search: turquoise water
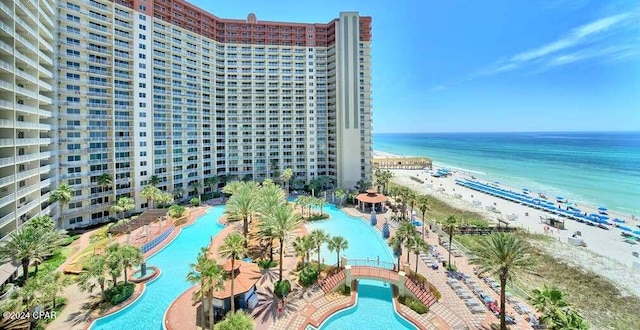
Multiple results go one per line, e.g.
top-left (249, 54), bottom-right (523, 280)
top-left (320, 279), bottom-right (416, 330)
top-left (374, 132), bottom-right (640, 216)
top-left (90, 206), bottom-right (225, 330)
top-left (304, 204), bottom-right (395, 266)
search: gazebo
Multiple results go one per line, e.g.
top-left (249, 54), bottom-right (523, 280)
top-left (356, 189), bottom-right (388, 213)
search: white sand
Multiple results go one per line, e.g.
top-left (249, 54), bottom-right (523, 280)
top-left (374, 151), bottom-right (640, 297)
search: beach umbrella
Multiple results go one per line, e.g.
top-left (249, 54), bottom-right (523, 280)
top-left (619, 226), bottom-right (632, 232)
top-left (598, 206), bottom-right (608, 211)
top-left (633, 230), bottom-right (640, 236)
top-left (613, 218), bottom-right (625, 223)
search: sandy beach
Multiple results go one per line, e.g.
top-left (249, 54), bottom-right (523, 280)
top-left (374, 150), bottom-right (640, 298)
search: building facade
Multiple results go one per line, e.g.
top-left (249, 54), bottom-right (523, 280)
top-left (2, 0), bottom-right (372, 233)
top-left (0, 0), bottom-right (57, 238)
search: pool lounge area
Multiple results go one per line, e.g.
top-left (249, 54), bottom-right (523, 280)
top-left (90, 206), bottom-right (225, 330)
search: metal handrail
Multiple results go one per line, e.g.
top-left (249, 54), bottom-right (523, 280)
top-left (347, 258), bottom-right (395, 270)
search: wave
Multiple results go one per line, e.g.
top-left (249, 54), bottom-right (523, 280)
top-left (432, 161), bottom-right (487, 175)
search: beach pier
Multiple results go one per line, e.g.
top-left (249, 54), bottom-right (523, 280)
top-left (373, 157), bottom-right (433, 170)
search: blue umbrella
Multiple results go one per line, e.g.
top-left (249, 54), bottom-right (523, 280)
top-left (613, 218), bottom-right (625, 223)
top-left (619, 226), bottom-right (632, 232)
top-left (633, 230), bottom-right (640, 236)
top-left (598, 206), bottom-right (608, 211)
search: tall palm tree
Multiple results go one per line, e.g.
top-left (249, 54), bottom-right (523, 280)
top-left (406, 189), bottom-right (417, 220)
top-left (388, 235), bottom-right (403, 271)
top-left (416, 195), bottom-right (430, 239)
top-left (156, 191), bottom-right (174, 208)
top-left (112, 196), bottom-right (136, 220)
top-left (529, 286), bottom-right (587, 329)
top-left (327, 236), bottom-right (348, 268)
top-left (374, 169), bottom-right (393, 195)
top-left (408, 235), bottom-right (428, 275)
top-left (105, 243), bottom-right (124, 285)
top-left (149, 175), bottom-right (160, 187)
top-left (334, 188), bottom-right (346, 206)
top-left (49, 183), bottom-right (74, 227)
top-left (41, 271), bottom-right (71, 309)
top-left (292, 236), bottom-right (313, 266)
top-left (0, 226), bottom-right (65, 283)
top-left (225, 183), bottom-right (260, 247)
top-left (190, 181), bottom-right (202, 201)
top-left (97, 173), bottom-right (113, 193)
top-left (187, 248), bottom-right (225, 330)
top-left (280, 168), bottom-right (293, 194)
top-left (205, 176), bottom-right (219, 194)
top-left (469, 233), bottom-right (534, 330)
top-left (443, 215), bottom-right (459, 269)
top-left (260, 204), bottom-right (302, 281)
top-left (120, 244), bottom-right (144, 283)
top-left (309, 229), bottom-right (329, 268)
top-left (218, 232), bottom-right (247, 313)
top-left (78, 254), bottom-right (109, 300)
top-left (397, 220), bottom-right (417, 264)
top-left (27, 215), bottom-right (55, 232)
top-left (141, 185), bottom-right (160, 209)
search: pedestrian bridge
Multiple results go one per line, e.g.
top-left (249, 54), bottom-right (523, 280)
top-left (319, 259), bottom-right (438, 307)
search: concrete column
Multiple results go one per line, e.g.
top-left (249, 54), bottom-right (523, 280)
top-left (345, 265), bottom-right (352, 289)
top-left (403, 263), bottom-right (411, 275)
top-left (398, 271), bottom-right (406, 297)
top-left (341, 256), bottom-right (348, 268)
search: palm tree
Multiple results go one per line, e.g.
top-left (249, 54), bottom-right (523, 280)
top-left (97, 173), bottom-right (113, 193)
top-left (141, 185), bottom-right (160, 209)
top-left (260, 204), bottom-right (302, 281)
top-left (374, 169), bottom-right (393, 194)
top-left (78, 254), bottom-right (109, 300)
top-left (49, 183), bottom-right (73, 227)
top-left (388, 235), bottom-right (403, 271)
top-left (0, 226), bottom-right (65, 283)
top-left (469, 233), bottom-right (534, 330)
top-left (416, 195), bottom-right (430, 239)
top-left (120, 244), bottom-right (144, 283)
top-left (293, 236), bottom-right (313, 266)
top-left (334, 188), bottom-right (346, 206)
top-left (408, 235), bottom-right (427, 275)
top-left (529, 286), bottom-right (587, 329)
top-left (397, 220), bottom-right (417, 264)
top-left (280, 168), bottom-right (293, 194)
top-left (190, 181), bottom-right (202, 201)
top-left (225, 183), bottom-right (260, 247)
top-left (316, 196), bottom-right (326, 216)
top-left (156, 192), bottom-right (174, 208)
top-left (327, 236), bottom-right (348, 268)
top-left (40, 271), bottom-right (71, 309)
top-left (309, 229), bottom-right (329, 268)
top-left (406, 190), bottom-right (417, 221)
top-left (218, 232), bottom-right (247, 313)
top-left (443, 215), bottom-right (458, 269)
top-left (149, 175), bottom-right (160, 187)
top-left (112, 196), bottom-right (136, 220)
top-left (27, 215), bottom-right (55, 232)
top-left (187, 248), bottom-right (225, 330)
top-left (205, 176), bottom-right (219, 194)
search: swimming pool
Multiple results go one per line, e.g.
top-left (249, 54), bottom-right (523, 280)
top-left (319, 279), bottom-right (416, 330)
top-left (90, 206), bottom-right (225, 330)
top-left (304, 204), bottom-right (395, 266)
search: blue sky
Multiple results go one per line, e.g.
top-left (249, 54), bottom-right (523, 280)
top-left (193, 0), bottom-right (640, 133)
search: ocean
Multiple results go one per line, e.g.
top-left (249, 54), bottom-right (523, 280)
top-left (373, 132), bottom-right (640, 216)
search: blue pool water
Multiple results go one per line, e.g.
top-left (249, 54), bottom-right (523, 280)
top-left (304, 204), bottom-right (395, 266)
top-left (90, 206), bottom-right (225, 330)
top-left (319, 279), bottom-right (416, 330)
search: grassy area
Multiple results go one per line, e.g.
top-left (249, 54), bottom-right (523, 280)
top-left (455, 233), bottom-right (640, 329)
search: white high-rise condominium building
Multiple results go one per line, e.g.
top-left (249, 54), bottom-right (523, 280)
top-left (0, 0), bottom-right (57, 239)
top-left (1, 0), bottom-right (372, 232)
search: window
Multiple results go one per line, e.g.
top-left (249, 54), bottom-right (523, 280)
top-left (139, 24), bottom-right (146, 30)
top-left (139, 54), bottom-right (146, 59)
top-left (139, 44), bottom-right (146, 49)
top-left (139, 63), bottom-right (146, 69)
top-left (139, 73), bottom-right (146, 78)
top-left (139, 112), bottom-right (147, 117)
top-left (139, 33), bottom-right (146, 39)
top-left (139, 83), bottom-right (146, 88)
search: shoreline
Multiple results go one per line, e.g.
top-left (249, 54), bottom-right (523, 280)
top-left (373, 150), bottom-right (639, 219)
top-left (374, 151), bottom-right (640, 298)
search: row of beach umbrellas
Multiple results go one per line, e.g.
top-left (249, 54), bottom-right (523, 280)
top-left (455, 179), bottom-right (636, 238)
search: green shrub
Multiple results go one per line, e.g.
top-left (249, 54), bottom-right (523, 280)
top-left (211, 192), bottom-right (222, 198)
top-left (299, 264), bottom-right (319, 287)
top-left (257, 259), bottom-right (277, 269)
top-left (429, 283), bottom-right (442, 300)
top-left (306, 213), bottom-right (330, 221)
top-left (59, 236), bottom-right (75, 246)
top-left (105, 282), bottom-right (135, 305)
top-left (337, 283), bottom-right (351, 296)
top-left (190, 197), bottom-right (200, 206)
top-left (399, 296), bottom-right (428, 314)
top-left (274, 280), bottom-right (291, 299)
top-left (168, 204), bottom-right (186, 218)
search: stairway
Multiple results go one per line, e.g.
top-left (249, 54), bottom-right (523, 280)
top-left (405, 279), bottom-right (438, 307)
top-left (319, 270), bottom-right (346, 293)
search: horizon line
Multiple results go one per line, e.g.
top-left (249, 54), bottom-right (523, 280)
top-left (373, 130), bottom-right (640, 134)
